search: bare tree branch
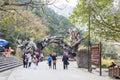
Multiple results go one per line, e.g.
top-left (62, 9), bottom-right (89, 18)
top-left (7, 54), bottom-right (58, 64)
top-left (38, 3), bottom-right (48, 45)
top-left (53, 4), bottom-right (67, 10)
top-left (65, 0), bottom-right (69, 3)
top-left (45, 0), bottom-right (57, 5)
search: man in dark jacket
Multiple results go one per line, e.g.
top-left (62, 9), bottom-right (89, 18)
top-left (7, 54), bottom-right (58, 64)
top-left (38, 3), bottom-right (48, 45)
top-left (62, 52), bottom-right (69, 69)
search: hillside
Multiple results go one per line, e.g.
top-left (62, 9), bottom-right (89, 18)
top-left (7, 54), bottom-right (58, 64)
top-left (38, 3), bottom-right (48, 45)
top-left (48, 3), bottom-right (75, 17)
top-left (25, 6), bottom-right (74, 36)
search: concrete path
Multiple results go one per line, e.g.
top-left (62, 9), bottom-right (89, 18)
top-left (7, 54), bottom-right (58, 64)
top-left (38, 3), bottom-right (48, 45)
top-left (0, 68), bottom-right (15, 80)
top-left (8, 60), bottom-right (114, 80)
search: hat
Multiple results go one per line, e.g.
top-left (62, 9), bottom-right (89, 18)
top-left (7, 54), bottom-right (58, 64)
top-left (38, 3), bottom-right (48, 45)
top-left (63, 51), bottom-right (67, 55)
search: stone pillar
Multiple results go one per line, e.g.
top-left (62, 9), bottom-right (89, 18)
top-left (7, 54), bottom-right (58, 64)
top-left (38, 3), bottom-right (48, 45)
top-left (76, 48), bottom-right (88, 68)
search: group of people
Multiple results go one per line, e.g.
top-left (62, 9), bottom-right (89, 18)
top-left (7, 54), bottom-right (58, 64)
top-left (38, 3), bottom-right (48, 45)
top-left (22, 50), bottom-right (69, 70)
top-left (0, 46), bottom-right (15, 57)
top-left (47, 52), bottom-right (57, 69)
top-left (23, 51), bottom-right (40, 68)
top-left (47, 51), bottom-right (69, 70)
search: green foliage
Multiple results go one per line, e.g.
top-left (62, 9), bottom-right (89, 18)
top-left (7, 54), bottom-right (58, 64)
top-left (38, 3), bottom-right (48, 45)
top-left (102, 42), bottom-right (117, 59)
top-left (43, 43), bottom-right (62, 56)
top-left (27, 6), bottom-right (74, 36)
top-left (0, 10), bottom-right (49, 48)
top-left (101, 64), bottom-right (107, 68)
top-left (0, 12), bottom-right (16, 47)
top-left (0, 0), bottom-right (75, 54)
top-left (70, 0), bottom-right (120, 41)
top-left (24, 5), bottom-right (75, 53)
top-left (102, 57), bottom-right (114, 67)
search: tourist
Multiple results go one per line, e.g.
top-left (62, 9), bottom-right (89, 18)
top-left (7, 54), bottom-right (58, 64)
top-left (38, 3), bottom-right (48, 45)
top-left (5, 48), bottom-right (10, 57)
top-left (32, 55), bottom-right (37, 69)
top-left (52, 52), bottom-right (57, 69)
top-left (47, 54), bottom-right (52, 68)
top-left (27, 53), bottom-right (32, 67)
top-left (23, 53), bottom-right (28, 68)
top-left (62, 51), bottom-right (69, 69)
top-left (35, 51), bottom-right (40, 66)
top-left (40, 52), bottom-right (44, 61)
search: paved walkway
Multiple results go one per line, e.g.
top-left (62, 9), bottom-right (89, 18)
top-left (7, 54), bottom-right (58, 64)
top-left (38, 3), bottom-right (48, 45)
top-left (8, 60), bottom-right (114, 80)
top-left (0, 69), bottom-right (13, 80)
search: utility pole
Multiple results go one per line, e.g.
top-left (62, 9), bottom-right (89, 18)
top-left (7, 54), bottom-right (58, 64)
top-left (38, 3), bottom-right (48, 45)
top-left (88, 0), bottom-right (92, 72)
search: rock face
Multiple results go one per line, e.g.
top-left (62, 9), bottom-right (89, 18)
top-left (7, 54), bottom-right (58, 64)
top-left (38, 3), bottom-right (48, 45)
top-left (76, 48), bottom-right (88, 68)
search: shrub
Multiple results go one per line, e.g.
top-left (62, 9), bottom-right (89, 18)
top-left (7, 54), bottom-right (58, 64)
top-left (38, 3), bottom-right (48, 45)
top-left (102, 57), bottom-right (114, 68)
top-left (101, 64), bottom-right (107, 68)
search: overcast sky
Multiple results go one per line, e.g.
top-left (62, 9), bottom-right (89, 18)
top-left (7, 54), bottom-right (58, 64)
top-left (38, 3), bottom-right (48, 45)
top-left (52, 0), bottom-right (78, 7)
top-left (48, 0), bottom-right (78, 17)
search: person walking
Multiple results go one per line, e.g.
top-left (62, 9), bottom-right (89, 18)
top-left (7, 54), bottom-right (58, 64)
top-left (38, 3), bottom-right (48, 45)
top-left (62, 51), bottom-right (69, 69)
top-left (32, 55), bottom-right (37, 69)
top-left (27, 53), bottom-right (32, 67)
top-left (22, 53), bottom-right (26, 68)
top-left (52, 52), bottom-right (57, 69)
top-left (47, 54), bottom-right (52, 68)
top-left (40, 52), bottom-right (44, 61)
top-left (35, 51), bottom-right (40, 66)
top-left (23, 53), bottom-right (28, 68)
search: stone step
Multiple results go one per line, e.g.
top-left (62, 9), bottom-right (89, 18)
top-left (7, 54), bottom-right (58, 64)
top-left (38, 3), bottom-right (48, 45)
top-left (0, 56), bottom-right (22, 72)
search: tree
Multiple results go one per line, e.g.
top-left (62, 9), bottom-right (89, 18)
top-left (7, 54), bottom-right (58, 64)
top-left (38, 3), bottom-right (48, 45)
top-left (0, 9), bottom-right (49, 47)
top-left (70, 0), bottom-right (120, 41)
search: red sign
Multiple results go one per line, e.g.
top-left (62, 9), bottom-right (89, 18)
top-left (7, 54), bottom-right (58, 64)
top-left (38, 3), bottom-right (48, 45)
top-left (91, 44), bottom-right (100, 66)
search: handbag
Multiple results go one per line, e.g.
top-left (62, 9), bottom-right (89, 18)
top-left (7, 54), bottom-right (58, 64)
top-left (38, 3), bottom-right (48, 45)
top-left (67, 62), bottom-right (69, 65)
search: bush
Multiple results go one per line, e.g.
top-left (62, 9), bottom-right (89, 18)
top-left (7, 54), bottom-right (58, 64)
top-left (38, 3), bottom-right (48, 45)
top-left (102, 57), bottom-right (114, 68)
top-left (101, 64), bottom-right (107, 68)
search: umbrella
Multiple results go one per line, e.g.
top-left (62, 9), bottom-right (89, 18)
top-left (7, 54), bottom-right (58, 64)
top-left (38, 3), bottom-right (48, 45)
top-left (0, 39), bottom-right (8, 46)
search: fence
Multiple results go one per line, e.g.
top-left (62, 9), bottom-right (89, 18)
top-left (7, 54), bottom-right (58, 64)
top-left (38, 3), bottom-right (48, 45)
top-left (108, 62), bottom-right (120, 79)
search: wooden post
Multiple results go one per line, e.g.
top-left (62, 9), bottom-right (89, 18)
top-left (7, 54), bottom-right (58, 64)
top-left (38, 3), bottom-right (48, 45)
top-left (99, 42), bottom-right (102, 76)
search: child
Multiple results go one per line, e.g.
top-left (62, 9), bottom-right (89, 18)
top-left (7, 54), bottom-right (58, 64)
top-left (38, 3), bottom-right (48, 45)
top-left (47, 54), bottom-right (52, 68)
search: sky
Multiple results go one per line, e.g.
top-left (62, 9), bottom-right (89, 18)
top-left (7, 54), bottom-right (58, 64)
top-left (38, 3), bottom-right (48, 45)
top-left (48, 0), bottom-right (78, 17)
top-left (50, 0), bottom-right (78, 7)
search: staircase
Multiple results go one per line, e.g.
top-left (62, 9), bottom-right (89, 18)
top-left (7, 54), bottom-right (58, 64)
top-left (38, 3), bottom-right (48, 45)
top-left (0, 56), bottom-right (22, 72)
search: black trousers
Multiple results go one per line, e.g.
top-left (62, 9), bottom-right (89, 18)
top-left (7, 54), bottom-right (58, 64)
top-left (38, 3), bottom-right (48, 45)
top-left (23, 60), bottom-right (28, 68)
top-left (28, 62), bottom-right (31, 67)
top-left (48, 61), bottom-right (52, 68)
top-left (53, 63), bottom-right (56, 69)
top-left (63, 62), bottom-right (68, 69)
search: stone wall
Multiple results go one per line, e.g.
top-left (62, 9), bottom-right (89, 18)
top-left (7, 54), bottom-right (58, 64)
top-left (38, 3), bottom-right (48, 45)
top-left (76, 48), bottom-right (88, 68)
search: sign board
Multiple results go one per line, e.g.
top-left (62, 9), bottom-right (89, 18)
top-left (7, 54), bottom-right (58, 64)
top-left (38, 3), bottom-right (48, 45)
top-left (91, 44), bottom-right (100, 66)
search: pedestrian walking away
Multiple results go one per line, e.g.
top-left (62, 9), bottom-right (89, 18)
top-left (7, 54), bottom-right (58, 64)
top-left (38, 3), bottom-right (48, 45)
top-left (52, 52), bottom-right (57, 69)
top-left (62, 51), bottom-right (69, 69)
top-left (27, 53), bottom-right (32, 67)
top-left (35, 51), bottom-right (40, 66)
top-left (23, 53), bottom-right (28, 68)
top-left (47, 54), bottom-right (52, 68)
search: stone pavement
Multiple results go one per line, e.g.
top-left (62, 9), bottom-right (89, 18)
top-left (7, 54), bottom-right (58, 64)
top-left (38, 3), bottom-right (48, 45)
top-left (7, 60), bottom-right (114, 80)
top-left (0, 68), bottom-right (14, 80)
